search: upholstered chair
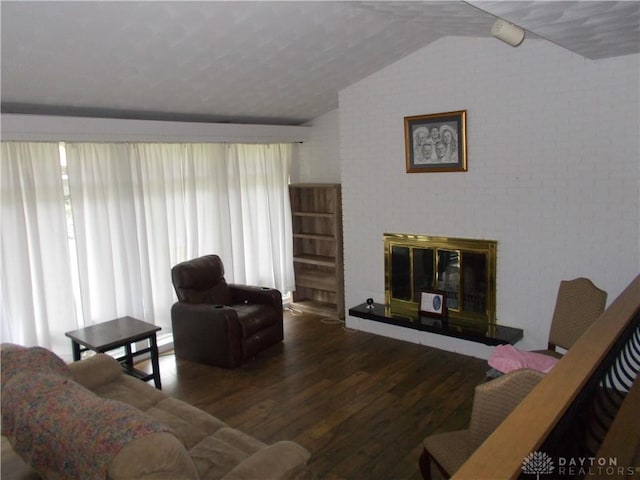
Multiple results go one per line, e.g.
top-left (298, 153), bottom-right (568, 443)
top-left (419, 368), bottom-right (544, 480)
top-left (171, 255), bottom-right (284, 368)
top-left (486, 277), bottom-right (608, 379)
top-left (535, 277), bottom-right (607, 358)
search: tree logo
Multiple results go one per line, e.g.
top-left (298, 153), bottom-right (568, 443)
top-left (522, 451), bottom-right (555, 479)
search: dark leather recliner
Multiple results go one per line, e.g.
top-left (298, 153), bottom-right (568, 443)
top-left (170, 255), bottom-right (284, 368)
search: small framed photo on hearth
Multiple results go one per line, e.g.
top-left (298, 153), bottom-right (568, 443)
top-left (419, 289), bottom-right (447, 319)
top-left (404, 110), bottom-right (467, 173)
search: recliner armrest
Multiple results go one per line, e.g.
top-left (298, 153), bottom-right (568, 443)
top-left (229, 285), bottom-right (282, 311)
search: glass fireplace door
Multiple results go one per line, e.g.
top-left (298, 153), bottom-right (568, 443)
top-left (384, 234), bottom-right (497, 329)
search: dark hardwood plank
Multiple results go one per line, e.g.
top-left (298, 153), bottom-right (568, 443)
top-left (1, 309), bottom-right (488, 480)
top-left (153, 310), bottom-right (488, 479)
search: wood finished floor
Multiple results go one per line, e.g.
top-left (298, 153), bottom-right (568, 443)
top-left (149, 310), bottom-right (488, 480)
top-left (0, 310), bottom-right (488, 480)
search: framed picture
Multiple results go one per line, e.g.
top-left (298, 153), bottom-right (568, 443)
top-left (404, 110), bottom-right (467, 173)
top-left (419, 289), bottom-right (447, 319)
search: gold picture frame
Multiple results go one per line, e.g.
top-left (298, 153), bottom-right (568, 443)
top-left (404, 110), bottom-right (467, 173)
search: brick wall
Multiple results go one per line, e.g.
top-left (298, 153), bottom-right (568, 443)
top-left (292, 109), bottom-right (341, 183)
top-left (302, 37), bottom-right (639, 358)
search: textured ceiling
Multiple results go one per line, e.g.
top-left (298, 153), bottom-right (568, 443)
top-left (1, 1), bottom-right (638, 126)
top-left (469, 1), bottom-right (640, 59)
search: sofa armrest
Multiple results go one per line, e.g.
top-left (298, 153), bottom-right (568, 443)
top-left (69, 353), bottom-right (123, 391)
top-left (108, 432), bottom-right (199, 480)
top-left (221, 441), bottom-right (311, 480)
top-left (171, 303), bottom-right (243, 368)
top-left (229, 285), bottom-right (282, 311)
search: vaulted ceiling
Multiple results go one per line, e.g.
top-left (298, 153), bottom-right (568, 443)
top-left (2, 1), bottom-right (638, 125)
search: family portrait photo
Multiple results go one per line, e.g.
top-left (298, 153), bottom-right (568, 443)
top-left (404, 110), bottom-right (467, 173)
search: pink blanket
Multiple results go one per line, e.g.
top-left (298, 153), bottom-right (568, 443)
top-left (488, 344), bottom-right (559, 374)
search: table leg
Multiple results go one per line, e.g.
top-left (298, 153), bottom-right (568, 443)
top-left (124, 343), bottom-right (134, 370)
top-left (149, 334), bottom-right (162, 390)
top-left (71, 340), bottom-right (81, 361)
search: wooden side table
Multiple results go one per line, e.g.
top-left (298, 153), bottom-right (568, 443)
top-left (65, 316), bottom-right (162, 389)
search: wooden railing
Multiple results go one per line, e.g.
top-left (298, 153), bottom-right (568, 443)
top-left (452, 274), bottom-right (640, 480)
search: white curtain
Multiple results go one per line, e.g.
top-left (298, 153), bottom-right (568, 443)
top-left (66, 142), bottom-right (294, 331)
top-left (0, 142), bottom-right (78, 356)
top-left (134, 143), bottom-right (231, 264)
top-left (65, 143), bottom-right (151, 326)
top-left (132, 143), bottom-right (232, 330)
top-left (2, 141), bottom-right (294, 350)
top-left (226, 143), bottom-right (295, 291)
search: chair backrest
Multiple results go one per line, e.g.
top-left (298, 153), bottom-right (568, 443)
top-left (548, 278), bottom-right (607, 351)
top-left (469, 369), bottom-right (544, 447)
top-left (171, 255), bottom-right (232, 305)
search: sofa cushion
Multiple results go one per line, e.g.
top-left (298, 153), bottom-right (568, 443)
top-left (189, 427), bottom-right (267, 480)
top-left (220, 441), bottom-right (312, 480)
top-left (107, 432), bottom-right (199, 480)
top-left (146, 397), bottom-right (228, 449)
top-left (189, 428), bottom-right (311, 480)
top-left (3, 372), bottom-right (177, 480)
top-left (92, 371), bottom-right (167, 411)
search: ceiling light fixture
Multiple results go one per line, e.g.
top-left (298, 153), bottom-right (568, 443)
top-left (491, 18), bottom-right (525, 47)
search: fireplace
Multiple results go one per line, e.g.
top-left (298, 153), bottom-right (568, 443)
top-left (349, 233), bottom-right (522, 345)
top-left (384, 233), bottom-right (497, 331)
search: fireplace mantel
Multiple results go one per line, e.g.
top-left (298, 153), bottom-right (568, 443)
top-left (349, 302), bottom-right (523, 346)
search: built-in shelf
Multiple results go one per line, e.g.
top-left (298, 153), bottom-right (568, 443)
top-left (291, 300), bottom-right (340, 317)
top-left (294, 270), bottom-right (338, 291)
top-left (293, 233), bottom-right (335, 241)
top-left (290, 184), bottom-right (344, 319)
top-left (293, 211), bottom-right (335, 218)
top-left (292, 254), bottom-right (336, 267)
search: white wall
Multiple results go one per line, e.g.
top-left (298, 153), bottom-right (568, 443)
top-left (335, 37), bottom-right (639, 359)
top-left (292, 109), bottom-right (341, 183)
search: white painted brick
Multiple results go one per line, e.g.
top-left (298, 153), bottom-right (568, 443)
top-left (299, 37), bottom-right (639, 358)
top-left (292, 109), bottom-right (341, 183)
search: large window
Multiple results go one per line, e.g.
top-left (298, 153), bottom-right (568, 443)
top-left (1, 141), bottom-right (294, 357)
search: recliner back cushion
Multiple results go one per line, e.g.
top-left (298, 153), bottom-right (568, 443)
top-left (172, 255), bottom-right (232, 305)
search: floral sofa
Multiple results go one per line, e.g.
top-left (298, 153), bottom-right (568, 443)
top-left (1, 343), bottom-right (313, 480)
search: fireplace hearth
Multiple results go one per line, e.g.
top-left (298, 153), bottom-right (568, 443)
top-left (348, 302), bottom-right (522, 345)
